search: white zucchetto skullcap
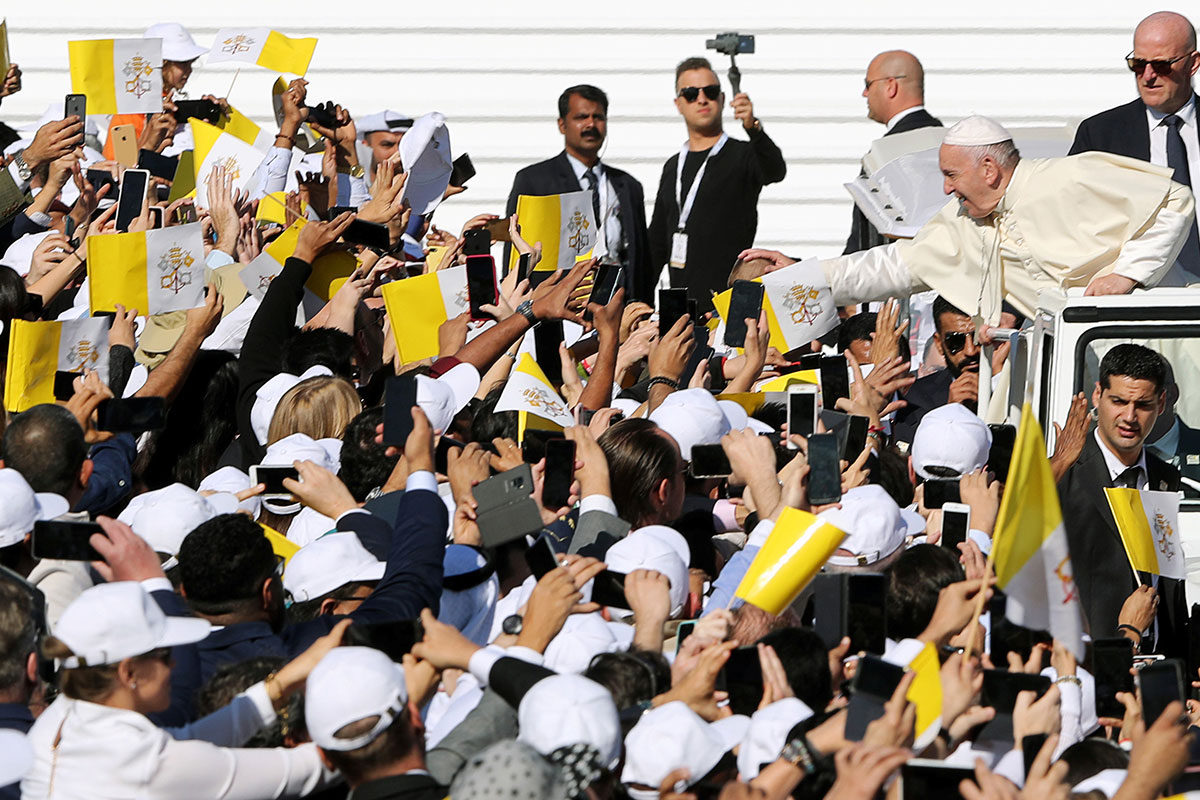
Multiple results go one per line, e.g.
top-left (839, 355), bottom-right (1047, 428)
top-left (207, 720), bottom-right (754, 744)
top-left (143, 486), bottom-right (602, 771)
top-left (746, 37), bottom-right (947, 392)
top-left (943, 115), bottom-right (1013, 146)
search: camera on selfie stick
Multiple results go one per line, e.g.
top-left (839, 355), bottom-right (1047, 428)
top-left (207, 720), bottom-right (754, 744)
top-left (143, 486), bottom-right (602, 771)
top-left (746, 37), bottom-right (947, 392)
top-left (705, 32), bottom-right (755, 95)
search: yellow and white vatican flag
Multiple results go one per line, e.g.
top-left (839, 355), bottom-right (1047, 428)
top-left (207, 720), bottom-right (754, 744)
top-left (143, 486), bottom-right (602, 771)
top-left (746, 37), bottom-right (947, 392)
top-left (381, 267), bottom-right (470, 364)
top-left (496, 353), bottom-right (576, 430)
top-left (191, 119), bottom-right (266, 208)
top-left (238, 220), bottom-right (357, 304)
top-left (712, 260), bottom-right (837, 354)
top-left (207, 28), bottom-right (317, 75)
top-left (88, 223), bottom-right (206, 315)
top-left (991, 403), bottom-right (1086, 659)
top-left (509, 191), bottom-right (597, 273)
top-left (735, 507), bottom-right (847, 615)
top-left (1105, 488), bottom-right (1186, 580)
top-left (68, 38), bottom-right (163, 115)
top-left (4, 317), bottom-right (110, 412)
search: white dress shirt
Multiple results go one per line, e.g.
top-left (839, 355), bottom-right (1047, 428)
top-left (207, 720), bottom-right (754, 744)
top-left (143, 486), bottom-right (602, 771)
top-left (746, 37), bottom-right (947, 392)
top-left (1147, 96), bottom-right (1200, 187)
top-left (565, 152), bottom-right (622, 259)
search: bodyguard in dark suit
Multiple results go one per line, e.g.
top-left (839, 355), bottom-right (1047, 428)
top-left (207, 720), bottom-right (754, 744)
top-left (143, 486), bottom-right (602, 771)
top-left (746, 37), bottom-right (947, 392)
top-left (1057, 344), bottom-right (1188, 658)
top-left (505, 85), bottom-right (652, 301)
top-left (845, 51), bottom-right (943, 254)
top-left (1069, 12), bottom-right (1200, 276)
top-left (1145, 360), bottom-right (1200, 496)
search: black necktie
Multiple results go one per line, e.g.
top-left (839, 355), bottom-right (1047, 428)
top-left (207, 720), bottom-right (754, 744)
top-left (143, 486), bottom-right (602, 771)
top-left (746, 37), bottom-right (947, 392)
top-left (584, 167), bottom-right (602, 226)
top-left (1164, 115), bottom-right (1200, 276)
top-left (1116, 465), bottom-right (1142, 489)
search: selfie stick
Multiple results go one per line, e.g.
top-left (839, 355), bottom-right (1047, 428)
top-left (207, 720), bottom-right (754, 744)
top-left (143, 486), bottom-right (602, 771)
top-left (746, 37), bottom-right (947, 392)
top-left (728, 54), bottom-right (742, 96)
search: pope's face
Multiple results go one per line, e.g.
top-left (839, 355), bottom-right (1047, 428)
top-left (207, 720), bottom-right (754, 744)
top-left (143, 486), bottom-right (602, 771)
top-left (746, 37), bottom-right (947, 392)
top-left (939, 144), bottom-right (1001, 219)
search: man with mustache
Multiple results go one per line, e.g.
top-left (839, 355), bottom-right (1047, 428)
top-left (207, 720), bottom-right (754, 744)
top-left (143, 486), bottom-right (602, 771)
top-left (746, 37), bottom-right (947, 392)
top-left (505, 85), bottom-right (651, 300)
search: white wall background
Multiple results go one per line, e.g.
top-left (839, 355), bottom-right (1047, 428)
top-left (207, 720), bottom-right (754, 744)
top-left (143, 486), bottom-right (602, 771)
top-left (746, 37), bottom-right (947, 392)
top-left (0, 1), bottom-right (1164, 259)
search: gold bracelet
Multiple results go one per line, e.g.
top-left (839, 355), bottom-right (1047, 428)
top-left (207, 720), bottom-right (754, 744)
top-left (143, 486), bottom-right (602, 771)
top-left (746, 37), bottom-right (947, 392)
top-left (265, 671), bottom-right (284, 706)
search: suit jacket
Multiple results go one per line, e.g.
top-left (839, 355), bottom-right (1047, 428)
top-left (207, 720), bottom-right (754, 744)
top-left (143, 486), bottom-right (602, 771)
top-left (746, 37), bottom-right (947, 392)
top-left (1069, 94), bottom-right (1200, 160)
top-left (843, 108), bottom-right (943, 254)
top-left (504, 151), bottom-right (652, 301)
top-left (891, 368), bottom-right (957, 444)
top-left (1057, 435), bottom-right (1187, 657)
top-left (347, 773), bottom-right (445, 800)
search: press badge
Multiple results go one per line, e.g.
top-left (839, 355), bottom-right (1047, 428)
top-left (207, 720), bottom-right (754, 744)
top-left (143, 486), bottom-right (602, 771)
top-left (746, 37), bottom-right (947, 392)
top-left (670, 231), bottom-right (688, 268)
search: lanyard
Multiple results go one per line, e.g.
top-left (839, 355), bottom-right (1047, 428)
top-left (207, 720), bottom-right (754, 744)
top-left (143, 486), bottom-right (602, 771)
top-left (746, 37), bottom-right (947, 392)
top-left (675, 133), bottom-right (728, 231)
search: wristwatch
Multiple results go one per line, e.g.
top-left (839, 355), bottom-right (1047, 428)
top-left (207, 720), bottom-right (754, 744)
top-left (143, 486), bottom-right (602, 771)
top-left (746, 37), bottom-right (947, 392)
top-left (515, 300), bottom-right (537, 325)
top-left (780, 735), bottom-right (818, 773)
top-left (502, 614), bottom-right (523, 636)
top-left (344, 164), bottom-right (365, 179)
top-left (13, 150), bottom-right (31, 182)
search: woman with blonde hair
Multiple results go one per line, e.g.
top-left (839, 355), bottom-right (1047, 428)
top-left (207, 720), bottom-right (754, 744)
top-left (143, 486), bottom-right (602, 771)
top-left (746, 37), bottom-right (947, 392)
top-left (267, 375), bottom-right (362, 445)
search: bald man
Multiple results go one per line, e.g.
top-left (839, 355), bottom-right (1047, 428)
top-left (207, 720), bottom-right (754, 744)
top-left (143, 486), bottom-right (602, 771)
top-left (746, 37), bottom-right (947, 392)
top-left (845, 51), bottom-right (942, 254)
top-left (1070, 11), bottom-right (1200, 277)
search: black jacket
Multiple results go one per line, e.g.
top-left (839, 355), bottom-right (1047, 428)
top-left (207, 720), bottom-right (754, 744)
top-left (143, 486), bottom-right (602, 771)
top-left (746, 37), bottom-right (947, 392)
top-left (348, 774), bottom-right (445, 800)
top-left (844, 108), bottom-right (944, 254)
top-left (891, 368), bottom-right (956, 445)
top-left (1057, 435), bottom-right (1187, 657)
top-left (1069, 95), bottom-right (1200, 159)
top-left (504, 151), bottom-right (652, 302)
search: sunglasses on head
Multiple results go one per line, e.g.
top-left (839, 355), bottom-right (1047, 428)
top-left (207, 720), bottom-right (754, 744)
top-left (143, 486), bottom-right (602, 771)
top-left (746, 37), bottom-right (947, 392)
top-left (942, 331), bottom-right (976, 355)
top-left (678, 84), bottom-right (721, 103)
top-left (1126, 50), bottom-right (1195, 74)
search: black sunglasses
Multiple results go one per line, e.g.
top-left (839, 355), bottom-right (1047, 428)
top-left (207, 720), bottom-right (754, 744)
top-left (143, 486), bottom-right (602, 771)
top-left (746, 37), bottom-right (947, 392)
top-left (1126, 50), bottom-right (1195, 74)
top-left (678, 84), bottom-right (721, 103)
top-left (942, 331), bottom-right (976, 356)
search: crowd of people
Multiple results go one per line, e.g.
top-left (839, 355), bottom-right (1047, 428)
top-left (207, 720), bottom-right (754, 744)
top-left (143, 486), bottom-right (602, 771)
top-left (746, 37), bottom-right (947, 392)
top-left (1, 9), bottom-right (1200, 800)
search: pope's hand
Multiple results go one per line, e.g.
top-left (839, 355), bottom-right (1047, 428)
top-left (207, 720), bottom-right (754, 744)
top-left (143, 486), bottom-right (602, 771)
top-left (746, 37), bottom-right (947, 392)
top-left (1084, 274), bottom-right (1138, 296)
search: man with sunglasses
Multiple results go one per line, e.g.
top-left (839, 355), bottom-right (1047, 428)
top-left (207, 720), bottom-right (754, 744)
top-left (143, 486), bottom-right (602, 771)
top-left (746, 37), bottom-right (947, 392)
top-left (1070, 11), bottom-right (1200, 277)
top-left (648, 57), bottom-right (786, 311)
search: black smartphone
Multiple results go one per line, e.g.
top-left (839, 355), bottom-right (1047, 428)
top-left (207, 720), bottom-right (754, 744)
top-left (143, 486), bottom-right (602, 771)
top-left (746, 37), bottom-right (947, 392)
top-left (707, 354), bottom-right (727, 393)
top-left (463, 229), bottom-right (491, 257)
top-left (383, 376), bottom-right (418, 446)
top-left (449, 153), bottom-right (476, 187)
top-left (721, 645), bottom-right (766, 714)
top-left (525, 536), bottom-right (560, 579)
top-left (689, 443), bottom-right (732, 479)
top-left (533, 319), bottom-right (564, 386)
top-left (940, 503), bottom-right (971, 553)
top-left (1139, 659), bottom-right (1185, 727)
top-left (147, 206), bottom-right (164, 230)
top-left (787, 388), bottom-right (818, 444)
top-left (249, 465), bottom-right (300, 498)
top-left (31, 520), bottom-right (104, 561)
top-left (676, 620), bottom-right (696, 654)
top-left (473, 464), bottom-right (535, 512)
top-left (434, 437), bottom-right (466, 475)
top-left (541, 438), bottom-right (576, 511)
top-left (53, 371), bottom-right (79, 401)
top-left (1094, 637), bottom-right (1134, 720)
top-left (521, 429), bottom-right (563, 466)
top-left (812, 573), bottom-right (887, 654)
top-left (138, 149), bottom-right (178, 181)
top-left (846, 654), bottom-right (906, 740)
top-left (466, 255), bottom-right (498, 320)
top-left (924, 478), bottom-right (961, 509)
top-left (95, 397), bottom-right (166, 433)
top-left (516, 252), bottom-right (532, 284)
top-left (981, 670), bottom-right (1052, 714)
top-left (843, 414), bottom-right (869, 460)
top-left (658, 288), bottom-right (689, 337)
top-left (806, 432), bottom-right (842, 505)
top-left (819, 355), bottom-right (850, 411)
top-left (723, 280), bottom-right (764, 348)
top-left (173, 98), bottom-right (221, 124)
top-left (342, 619), bottom-right (423, 662)
top-left (477, 497), bottom-right (545, 548)
top-left (588, 264), bottom-right (623, 307)
top-left (116, 168), bottom-right (149, 232)
top-left (1021, 732), bottom-right (1047, 779)
top-left (343, 219), bottom-right (390, 251)
top-left (64, 93), bottom-right (86, 122)
top-left (86, 168), bottom-right (118, 196)
top-left (327, 206), bottom-right (356, 219)
top-left (591, 570), bottom-right (630, 609)
top-left (305, 101), bottom-right (340, 129)
top-left (988, 423), bottom-right (1017, 483)
top-left (899, 760), bottom-right (974, 800)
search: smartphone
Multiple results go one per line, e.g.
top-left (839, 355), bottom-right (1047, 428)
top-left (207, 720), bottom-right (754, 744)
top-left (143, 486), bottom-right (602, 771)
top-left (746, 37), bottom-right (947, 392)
top-left (64, 93), bottom-right (86, 122)
top-left (482, 217), bottom-right (512, 243)
top-left (708, 354), bottom-right (727, 393)
top-left (723, 280), bottom-right (764, 348)
top-left (525, 536), bottom-right (561, 579)
top-left (116, 169), bottom-right (149, 233)
top-left (138, 149), bottom-right (178, 181)
top-left (812, 573), bottom-right (887, 654)
top-left (434, 437), bottom-right (466, 475)
top-left (516, 252), bottom-right (532, 284)
top-left (842, 414), bottom-right (869, 460)
top-left (305, 101), bottom-right (340, 129)
top-left (658, 288), bottom-right (689, 337)
top-left (249, 465), bottom-right (300, 499)
top-left (988, 423), bottom-right (1017, 483)
top-left (477, 498), bottom-right (545, 548)
top-left (449, 153), bottom-right (476, 187)
top-left (1093, 637), bottom-right (1135, 720)
top-left (463, 229), bottom-right (491, 257)
top-left (689, 443), bottom-right (732, 479)
top-left (846, 655), bottom-right (906, 739)
top-left (981, 670), bottom-right (1052, 714)
top-left (722, 645), bottom-right (765, 714)
top-left (591, 570), bottom-right (630, 609)
top-left (806, 432), bottom-right (842, 505)
top-left (819, 355), bottom-right (850, 411)
top-left (940, 502), bottom-right (972, 553)
top-left (899, 760), bottom-right (974, 800)
top-left (588, 264), bottom-right (623, 308)
top-left (31, 520), bottom-right (104, 561)
top-left (173, 98), bottom-right (221, 124)
top-left (53, 371), bottom-right (79, 402)
top-left (541, 438), bottom-right (576, 511)
top-left (342, 619), bottom-right (423, 662)
top-left (473, 464), bottom-right (535, 512)
top-left (787, 386), bottom-right (818, 446)
top-left (383, 376), bottom-right (418, 446)
top-left (466, 255), bottom-right (498, 320)
top-left (147, 206), bottom-right (164, 230)
top-left (924, 478), bottom-right (961, 509)
top-left (1021, 732), bottom-right (1047, 778)
top-left (95, 397), bottom-right (166, 433)
top-left (86, 168), bottom-right (118, 196)
top-left (1139, 659), bottom-right (1185, 727)
top-left (675, 620), bottom-right (696, 655)
top-left (111, 124), bottom-right (138, 168)
top-left (326, 206), bottom-right (356, 219)
top-left (533, 319), bottom-right (564, 387)
top-left (521, 429), bottom-right (563, 466)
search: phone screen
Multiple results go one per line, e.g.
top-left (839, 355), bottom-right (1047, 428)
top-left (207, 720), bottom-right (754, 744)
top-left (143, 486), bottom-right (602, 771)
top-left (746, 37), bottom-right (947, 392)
top-left (658, 288), bottom-right (688, 337)
top-left (588, 264), bottom-right (623, 307)
top-left (251, 465), bottom-right (299, 497)
top-left (383, 376), bottom-right (418, 446)
top-left (434, 437), bottom-right (466, 475)
top-left (1139, 659), bottom-right (1184, 727)
top-left (924, 478), bottom-right (961, 509)
top-left (807, 432), bottom-right (842, 505)
top-left (466, 255), bottom-right (497, 320)
top-left (787, 389), bottom-right (818, 444)
top-left (980, 670), bottom-right (1052, 714)
top-left (138, 149), bottom-right (178, 181)
top-left (1093, 637), bottom-right (1134, 719)
top-left (721, 645), bottom-right (765, 713)
top-left (524, 536), bottom-right (561, 579)
top-left (689, 443), bottom-right (732, 479)
top-left (95, 397), bottom-right (166, 433)
top-left (86, 169), bottom-right (118, 196)
top-left (449, 153), bottom-right (476, 187)
top-left (173, 98), bottom-right (221, 124)
top-left (988, 424), bottom-right (1017, 483)
top-left (852, 654), bottom-right (905, 700)
top-left (820, 355), bottom-right (850, 410)
top-left (517, 253), bottom-right (532, 284)
top-left (723, 280), bottom-right (764, 348)
top-left (843, 414), bottom-right (869, 460)
top-left (31, 521), bottom-right (105, 561)
top-left (533, 319), bottom-right (564, 387)
top-left (343, 219), bottom-right (391, 251)
top-left (847, 573), bottom-right (887, 654)
top-left (900, 761), bottom-right (974, 800)
top-left (342, 619), bottom-right (423, 662)
top-left (53, 371), bottom-right (79, 402)
top-left (541, 438), bottom-right (576, 510)
top-left (64, 93), bottom-right (86, 121)
top-left (591, 570), bottom-right (629, 609)
top-left (941, 503), bottom-right (971, 553)
top-left (462, 229), bottom-right (491, 257)
top-left (116, 169), bottom-right (149, 232)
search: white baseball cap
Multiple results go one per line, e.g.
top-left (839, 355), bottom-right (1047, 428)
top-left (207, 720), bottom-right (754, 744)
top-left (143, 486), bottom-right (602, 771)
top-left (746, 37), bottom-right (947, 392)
top-left (399, 112), bottom-right (453, 216)
top-left (283, 532), bottom-right (384, 602)
top-left (417, 363), bottom-right (481, 433)
top-left (736, 698), bottom-right (813, 779)
top-left (648, 388), bottom-right (731, 461)
top-left (359, 110), bottom-right (414, 136)
top-left (820, 485), bottom-right (924, 567)
top-left (517, 674), bottom-right (622, 768)
top-left (0, 231), bottom-right (53, 278)
top-left (144, 23), bottom-right (207, 63)
top-left (306, 646), bottom-right (409, 751)
top-left (260, 433), bottom-right (342, 515)
top-left (602, 530), bottom-right (690, 617)
top-left (0, 469), bottom-right (69, 548)
top-left (55, 582), bottom-right (211, 668)
top-left (251, 366), bottom-right (333, 446)
top-left (911, 403), bottom-right (992, 481)
top-left (117, 484), bottom-right (238, 568)
top-left (542, 612), bottom-right (622, 674)
top-left (621, 701), bottom-right (749, 799)
top-left (198, 466), bottom-right (261, 518)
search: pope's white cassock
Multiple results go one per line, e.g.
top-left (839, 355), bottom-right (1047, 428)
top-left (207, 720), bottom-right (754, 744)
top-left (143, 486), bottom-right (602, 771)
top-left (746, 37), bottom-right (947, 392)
top-left (819, 118), bottom-right (1196, 324)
